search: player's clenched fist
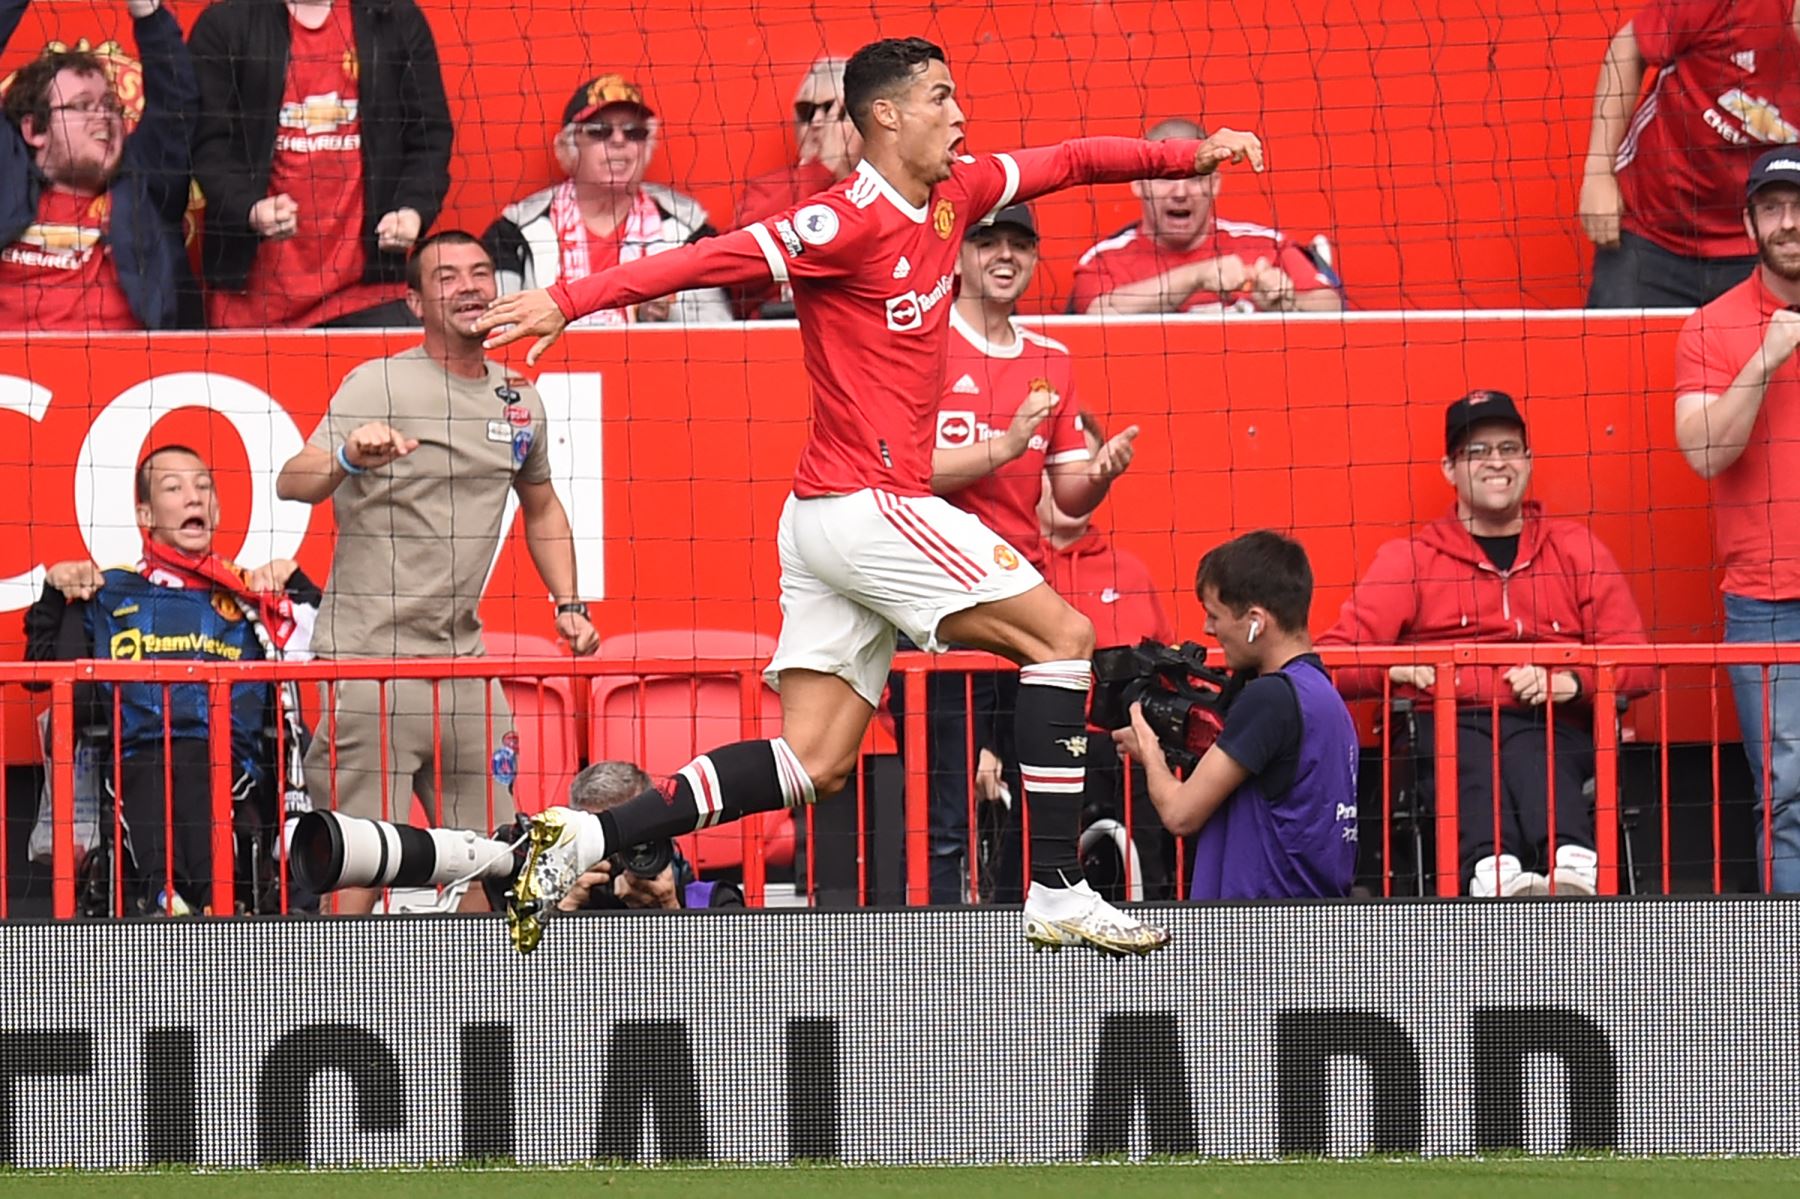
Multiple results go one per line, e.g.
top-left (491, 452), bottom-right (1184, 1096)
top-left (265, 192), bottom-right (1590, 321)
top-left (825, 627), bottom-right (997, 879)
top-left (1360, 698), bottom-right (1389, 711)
top-left (1193, 128), bottom-right (1264, 175)
top-left (343, 421), bottom-right (418, 471)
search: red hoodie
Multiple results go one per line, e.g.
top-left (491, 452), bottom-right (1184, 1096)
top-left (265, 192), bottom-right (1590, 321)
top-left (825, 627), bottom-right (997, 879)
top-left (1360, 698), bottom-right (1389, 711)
top-left (1318, 502), bottom-right (1653, 708)
top-left (1043, 529), bottom-right (1173, 648)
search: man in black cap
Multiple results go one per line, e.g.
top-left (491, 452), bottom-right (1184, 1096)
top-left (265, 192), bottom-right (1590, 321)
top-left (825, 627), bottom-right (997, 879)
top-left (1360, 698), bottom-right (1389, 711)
top-left (482, 73), bottom-right (730, 325)
top-left (1319, 389), bottom-right (1651, 897)
top-left (1675, 144), bottom-right (1800, 891)
top-left (906, 203), bottom-right (1143, 902)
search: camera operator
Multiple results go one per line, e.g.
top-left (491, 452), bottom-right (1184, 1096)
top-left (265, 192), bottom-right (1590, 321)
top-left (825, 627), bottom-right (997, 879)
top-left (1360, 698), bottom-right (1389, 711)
top-left (1111, 531), bottom-right (1358, 899)
top-left (557, 761), bottom-right (743, 912)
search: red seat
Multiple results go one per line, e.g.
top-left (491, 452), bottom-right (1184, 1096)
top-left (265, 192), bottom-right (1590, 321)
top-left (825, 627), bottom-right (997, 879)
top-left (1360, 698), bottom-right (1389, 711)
top-left (590, 629), bottom-right (794, 872)
top-left (483, 632), bottom-right (581, 816)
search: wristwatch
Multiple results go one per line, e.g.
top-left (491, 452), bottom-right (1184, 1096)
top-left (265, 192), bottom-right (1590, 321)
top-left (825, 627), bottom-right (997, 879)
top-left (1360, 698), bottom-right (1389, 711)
top-left (555, 601), bottom-right (589, 619)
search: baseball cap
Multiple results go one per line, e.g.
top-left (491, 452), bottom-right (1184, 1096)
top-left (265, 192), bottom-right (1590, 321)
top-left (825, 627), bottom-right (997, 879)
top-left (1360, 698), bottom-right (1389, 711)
top-left (562, 74), bottom-right (653, 127)
top-left (1444, 389), bottom-right (1526, 456)
top-left (972, 203), bottom-right (1037, 241)
top-left (1746, 147), bottom-right (1800, 201)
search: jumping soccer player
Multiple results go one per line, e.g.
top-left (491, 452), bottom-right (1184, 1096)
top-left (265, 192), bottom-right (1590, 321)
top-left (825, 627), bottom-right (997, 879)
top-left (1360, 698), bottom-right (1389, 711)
top-left (476, 36), bottom-right (1263, 956)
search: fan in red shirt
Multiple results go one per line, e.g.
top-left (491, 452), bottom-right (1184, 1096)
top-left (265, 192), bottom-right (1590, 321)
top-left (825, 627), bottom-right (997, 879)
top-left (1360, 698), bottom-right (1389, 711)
top-left (1581, 0), bottom-right (1800, 307)
top-left (1674, 147), bottom-right (1800, 891)
top-left (932, 202), bottom-right (1138, 568)
top-left (732, 56), bottom-right (863, 317)
top-left (1068, 117), bottom-right (1341, 315)
top-left (906, 202), bottom-right (1142, 904)
top-left (480, 36), bottom-right (1265, 959)
top-left (207, 2), bottom-right (404, 328)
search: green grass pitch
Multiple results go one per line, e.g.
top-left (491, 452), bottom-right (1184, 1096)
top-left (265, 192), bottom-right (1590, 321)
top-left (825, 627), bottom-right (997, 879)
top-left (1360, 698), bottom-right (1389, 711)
top-left (3, 1158), bottom-right (1798, 1199)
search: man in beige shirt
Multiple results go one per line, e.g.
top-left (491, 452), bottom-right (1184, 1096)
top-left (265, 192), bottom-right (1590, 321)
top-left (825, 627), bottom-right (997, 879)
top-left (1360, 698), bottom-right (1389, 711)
top-left (277, 230), bottom-right (598, 913)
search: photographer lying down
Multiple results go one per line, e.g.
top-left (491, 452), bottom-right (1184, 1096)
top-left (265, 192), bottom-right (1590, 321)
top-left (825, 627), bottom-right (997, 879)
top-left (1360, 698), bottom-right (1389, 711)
top-left (556, 761), bottom-right (744, 912)
top-left (1109, 532), bottom-right (1358, 899)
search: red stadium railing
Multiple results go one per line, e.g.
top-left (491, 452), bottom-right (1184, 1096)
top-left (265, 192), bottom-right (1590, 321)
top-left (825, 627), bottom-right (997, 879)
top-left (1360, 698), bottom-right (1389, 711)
top-left (2, 643), bottom-right (1796, 918)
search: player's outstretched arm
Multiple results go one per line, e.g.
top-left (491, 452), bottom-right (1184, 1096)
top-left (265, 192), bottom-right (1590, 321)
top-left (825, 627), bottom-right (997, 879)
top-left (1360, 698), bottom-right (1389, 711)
top-left (1003, 130), bottom-right (1264, 208)
top-left (475, 229), bottom-right (779, 365)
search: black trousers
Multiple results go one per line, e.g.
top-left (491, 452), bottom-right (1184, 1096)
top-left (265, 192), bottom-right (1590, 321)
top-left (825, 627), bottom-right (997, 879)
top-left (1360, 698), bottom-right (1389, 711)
top-left (1415, 707), bottom-right (1595, 882)
top-left (888, 668), bottom-right (1178, 903)
top-left (1587, 231), bottom-right (1755, 308)
top-left (116, 739), bottom-right (233, 912)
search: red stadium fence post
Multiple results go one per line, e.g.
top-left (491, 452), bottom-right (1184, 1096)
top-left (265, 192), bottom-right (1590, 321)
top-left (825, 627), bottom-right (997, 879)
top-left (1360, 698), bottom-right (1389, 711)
top-left (208, 680), bottom-right (235, 916)
top-left (1592, 664), bottom-right (1621, 896)
top-left (0, 681), bottom-right (8, 920)
top-left (738, 670), bottom-right (767, 906)
top-left (49, 677), bottom-right (77, 919)
top-left (902, 667), bottom-right (930, 906)
top-left (1432, 657), bottom-right (1460, 898)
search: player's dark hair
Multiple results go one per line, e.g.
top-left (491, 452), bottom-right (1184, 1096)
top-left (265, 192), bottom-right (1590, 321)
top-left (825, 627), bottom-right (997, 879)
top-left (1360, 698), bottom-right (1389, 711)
top-left (4, 50), bottom-right (109, 137)
top-left (135, 445), bottom-right (208, 505)
top-left (1195, 531), bottom-right (1313, 634)
top-left (406, 229), bottom-right (488, 291)
top-left (844, 38), bottom-right (947, 136)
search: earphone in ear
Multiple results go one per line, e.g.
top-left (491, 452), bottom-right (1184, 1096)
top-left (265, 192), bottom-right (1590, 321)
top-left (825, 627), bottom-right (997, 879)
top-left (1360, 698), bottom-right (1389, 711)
top-left (1248, 619), bottom-right (1261, 643)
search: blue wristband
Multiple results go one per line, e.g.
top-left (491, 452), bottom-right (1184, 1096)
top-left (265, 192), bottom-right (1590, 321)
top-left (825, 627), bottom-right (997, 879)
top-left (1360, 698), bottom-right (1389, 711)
top-left (335, 444), bottom-right (367, 476)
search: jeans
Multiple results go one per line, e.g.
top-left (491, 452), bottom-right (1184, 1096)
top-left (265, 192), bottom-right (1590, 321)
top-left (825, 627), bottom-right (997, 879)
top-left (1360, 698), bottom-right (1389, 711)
top-left (1587, 231), bottom-right (1755, 309)
top-left (1723, 593), bottom-right (1800, 893)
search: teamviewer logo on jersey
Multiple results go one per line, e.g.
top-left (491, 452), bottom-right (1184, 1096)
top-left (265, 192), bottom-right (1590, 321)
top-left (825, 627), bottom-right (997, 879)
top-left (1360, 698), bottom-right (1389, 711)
top-left (937, 410), bottom-right (977, 447)
top-left (885, 273), bottom-right (955, 332)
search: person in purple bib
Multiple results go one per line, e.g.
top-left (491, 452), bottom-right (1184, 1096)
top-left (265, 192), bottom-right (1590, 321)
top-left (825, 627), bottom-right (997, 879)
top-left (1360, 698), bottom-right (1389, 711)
top-left (1112, 531), bottom-right (1358, 899)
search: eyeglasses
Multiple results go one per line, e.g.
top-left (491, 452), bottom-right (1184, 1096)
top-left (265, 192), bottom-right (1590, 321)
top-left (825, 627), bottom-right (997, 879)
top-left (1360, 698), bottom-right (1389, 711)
top-left (794, 98), bottom-right (845, 124)
top-left (1752, 196), bottom-right (1800, 220)
top-left (1454, 439), bottom-right (1529, 463)
top-left (574, 121), bottom-right (651, 144)
top-left (52, 95), bottom-right (124, 120)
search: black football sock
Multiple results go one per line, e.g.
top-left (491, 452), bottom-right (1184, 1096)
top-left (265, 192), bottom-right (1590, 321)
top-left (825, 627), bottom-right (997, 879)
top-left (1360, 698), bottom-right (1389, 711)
top-left (596, 736), bottom-right (815, 855)
top-left (1016, 659), bottom-right (1093, 887)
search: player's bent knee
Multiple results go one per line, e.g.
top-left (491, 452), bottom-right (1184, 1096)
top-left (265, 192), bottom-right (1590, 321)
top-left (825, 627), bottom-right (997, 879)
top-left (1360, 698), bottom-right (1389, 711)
top-left (1040, 609), bottom-right (1095, 663)
top-left (792, 745), bottom-right (858, 802)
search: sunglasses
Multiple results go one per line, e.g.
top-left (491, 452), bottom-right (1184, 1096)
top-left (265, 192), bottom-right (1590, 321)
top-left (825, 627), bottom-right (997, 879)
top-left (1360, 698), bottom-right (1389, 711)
top-left (794, 98), bottom-right (845, 124)
top-left (574, 121), bottom-right (651, 143)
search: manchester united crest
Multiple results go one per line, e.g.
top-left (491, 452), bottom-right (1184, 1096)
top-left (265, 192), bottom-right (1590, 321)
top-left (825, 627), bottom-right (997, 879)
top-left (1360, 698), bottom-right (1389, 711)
top-left (932, 198), bottom-right (955, 239)
top-left (994, 545), bottom-right (1020, 570)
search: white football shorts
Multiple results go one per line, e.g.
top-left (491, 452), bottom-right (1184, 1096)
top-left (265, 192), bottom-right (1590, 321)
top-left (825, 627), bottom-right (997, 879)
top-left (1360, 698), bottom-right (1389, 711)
top-left (763, 489), bottom-right (1044, 706)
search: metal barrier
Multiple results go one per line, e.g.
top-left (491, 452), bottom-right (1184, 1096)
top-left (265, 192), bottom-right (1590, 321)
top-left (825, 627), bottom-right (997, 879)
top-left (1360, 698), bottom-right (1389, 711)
top-left (6, 642), bottom-right (1799, 917)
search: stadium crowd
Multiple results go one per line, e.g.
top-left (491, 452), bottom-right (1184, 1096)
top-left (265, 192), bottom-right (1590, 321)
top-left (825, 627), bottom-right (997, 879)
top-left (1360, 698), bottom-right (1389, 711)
top-left (3, 1), bottom-right (1800, 917)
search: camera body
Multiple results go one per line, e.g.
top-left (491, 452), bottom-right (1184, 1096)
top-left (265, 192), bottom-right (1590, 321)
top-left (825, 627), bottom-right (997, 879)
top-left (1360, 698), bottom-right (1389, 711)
top-left (1089, 639), bottom-right (1243, 771)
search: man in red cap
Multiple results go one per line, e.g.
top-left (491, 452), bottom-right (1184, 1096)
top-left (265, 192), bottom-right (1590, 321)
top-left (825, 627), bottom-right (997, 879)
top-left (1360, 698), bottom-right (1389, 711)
top-left (483, 73), bottom-right (730, 326)
top-left (1319, 390), bottom-right (1652, 898)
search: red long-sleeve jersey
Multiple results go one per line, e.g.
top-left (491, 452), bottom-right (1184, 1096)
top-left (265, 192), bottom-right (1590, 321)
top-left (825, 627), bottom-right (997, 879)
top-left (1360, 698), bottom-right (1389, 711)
top-left (549, 139), bottom-right (1203, 497)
